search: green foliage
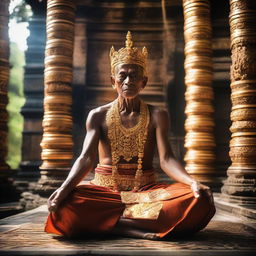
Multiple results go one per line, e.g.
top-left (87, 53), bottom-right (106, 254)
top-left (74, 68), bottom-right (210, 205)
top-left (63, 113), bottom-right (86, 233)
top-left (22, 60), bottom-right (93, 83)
top-left (6, 42), bottom-right (26, 169)
top-left (8, 41), bottom-right (25, 96)
top-left (10, 0), bottom-right (32, 23)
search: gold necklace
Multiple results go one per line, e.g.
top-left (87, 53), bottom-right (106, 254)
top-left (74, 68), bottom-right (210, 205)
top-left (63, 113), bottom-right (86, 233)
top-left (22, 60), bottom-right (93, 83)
top-left (106, 98), bottom-right (150, 191)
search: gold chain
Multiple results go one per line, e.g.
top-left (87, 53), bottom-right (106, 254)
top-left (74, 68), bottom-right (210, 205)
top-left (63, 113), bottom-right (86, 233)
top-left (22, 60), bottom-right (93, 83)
top-left (106, 99), bottom-right (150, 191)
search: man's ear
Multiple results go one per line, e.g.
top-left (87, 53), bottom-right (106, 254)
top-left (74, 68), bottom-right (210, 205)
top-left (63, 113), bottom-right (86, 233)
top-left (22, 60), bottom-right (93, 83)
top-left (142, 76), bottom-right (148, 89)
top-left (111, 76), bottom-right (116, 89)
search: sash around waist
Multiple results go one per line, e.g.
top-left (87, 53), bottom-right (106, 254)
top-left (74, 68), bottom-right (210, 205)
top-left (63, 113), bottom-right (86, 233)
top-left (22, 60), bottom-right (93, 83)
top-left (91, 164), bottom-right (157, 191)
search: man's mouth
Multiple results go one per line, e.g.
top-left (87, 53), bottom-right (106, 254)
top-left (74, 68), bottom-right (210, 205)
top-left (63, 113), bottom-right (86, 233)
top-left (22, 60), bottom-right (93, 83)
top-left (123, 87), bottom-right (135, 91)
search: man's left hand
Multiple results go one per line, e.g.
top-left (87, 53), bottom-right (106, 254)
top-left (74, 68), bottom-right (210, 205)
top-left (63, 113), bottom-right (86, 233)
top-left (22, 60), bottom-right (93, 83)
top-left (191, 181), bottom-right (213, 203)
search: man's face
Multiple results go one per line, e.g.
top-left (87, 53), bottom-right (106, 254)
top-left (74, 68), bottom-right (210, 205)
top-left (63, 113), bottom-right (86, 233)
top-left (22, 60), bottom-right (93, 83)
top-left (111, 64), bottom-right (148, 99)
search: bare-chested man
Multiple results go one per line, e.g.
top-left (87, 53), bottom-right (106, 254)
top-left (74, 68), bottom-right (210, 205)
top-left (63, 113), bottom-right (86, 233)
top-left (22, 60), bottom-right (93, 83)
top-left (45, 32), bottom-right (215, 240)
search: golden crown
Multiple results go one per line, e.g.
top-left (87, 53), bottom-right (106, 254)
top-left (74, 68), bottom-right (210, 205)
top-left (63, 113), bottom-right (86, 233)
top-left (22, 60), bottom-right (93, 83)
top-left (109, 31), bottom-right (148, 75)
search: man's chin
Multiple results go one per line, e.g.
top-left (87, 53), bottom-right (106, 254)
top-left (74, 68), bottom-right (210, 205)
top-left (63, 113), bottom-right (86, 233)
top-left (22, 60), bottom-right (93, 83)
top-left (122, 94), bottom-right (138, 99)
top-left (121, 91), bottom-right (138, 98)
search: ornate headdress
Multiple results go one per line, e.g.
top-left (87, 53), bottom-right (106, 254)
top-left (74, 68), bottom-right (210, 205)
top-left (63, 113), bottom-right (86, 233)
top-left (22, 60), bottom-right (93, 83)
top-left (109, 31), bottom-right (148, 75)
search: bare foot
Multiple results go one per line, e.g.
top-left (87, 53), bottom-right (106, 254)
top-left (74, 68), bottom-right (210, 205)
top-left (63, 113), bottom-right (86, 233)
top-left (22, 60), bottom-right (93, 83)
top-left (111, 225), bottom-right (160, 240)
top-left (142, 232), bottom-right (160, 240)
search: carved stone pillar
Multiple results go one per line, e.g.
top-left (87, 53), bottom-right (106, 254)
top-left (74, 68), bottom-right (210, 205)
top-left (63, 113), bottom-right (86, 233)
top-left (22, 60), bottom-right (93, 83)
top-left (221, 0), bottom-right (256, 205)
top-left (37, 0), bottom-right (75, 196)
top-left (183, 0), bottom-right (216, 185)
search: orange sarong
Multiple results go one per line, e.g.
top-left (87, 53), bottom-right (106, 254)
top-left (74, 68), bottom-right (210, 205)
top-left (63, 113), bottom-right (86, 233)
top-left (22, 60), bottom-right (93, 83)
top-left (45, 165), bottom-right (215, 238)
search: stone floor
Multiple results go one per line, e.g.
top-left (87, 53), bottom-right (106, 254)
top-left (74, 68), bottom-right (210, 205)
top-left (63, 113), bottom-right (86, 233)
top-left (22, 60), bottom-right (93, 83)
top-left (0, 202), bottom-right (255, 256)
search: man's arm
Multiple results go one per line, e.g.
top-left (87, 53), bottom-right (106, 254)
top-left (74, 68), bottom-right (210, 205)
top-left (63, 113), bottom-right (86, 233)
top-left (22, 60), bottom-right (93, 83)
top-left (48, 109), bottom-right (101, 211)
top-left (155, 108), bottom-right (211, 198)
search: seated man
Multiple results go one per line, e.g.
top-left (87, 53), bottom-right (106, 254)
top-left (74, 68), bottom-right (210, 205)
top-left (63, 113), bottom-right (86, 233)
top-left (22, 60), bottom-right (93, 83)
top-left (45, 31), bottom-right (215, 240)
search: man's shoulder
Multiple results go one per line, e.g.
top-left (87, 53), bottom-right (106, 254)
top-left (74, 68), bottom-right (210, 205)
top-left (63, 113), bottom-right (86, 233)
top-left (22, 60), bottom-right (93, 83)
top-left (147, 104), bottom-right (169, 127)
top-left (147, 104), bottom-right (168, 116)
top-left (86, 102), bottom-right (112, 124)
top-left (89, 102), bottom-right (112, 116)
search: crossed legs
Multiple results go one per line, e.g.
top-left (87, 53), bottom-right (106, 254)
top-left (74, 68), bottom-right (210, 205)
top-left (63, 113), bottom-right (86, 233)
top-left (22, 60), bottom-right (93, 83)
top-left (111, 217), bottom-right (160, 240)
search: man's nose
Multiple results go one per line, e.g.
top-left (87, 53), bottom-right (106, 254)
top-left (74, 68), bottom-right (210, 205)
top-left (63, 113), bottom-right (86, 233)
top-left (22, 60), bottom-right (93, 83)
top-left (124, 76), bottom-right (133, 84)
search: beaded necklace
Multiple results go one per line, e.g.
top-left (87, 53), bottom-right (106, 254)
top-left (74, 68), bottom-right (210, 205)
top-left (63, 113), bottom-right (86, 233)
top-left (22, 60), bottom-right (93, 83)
top-left (106, 98), bottom-right (150, 191)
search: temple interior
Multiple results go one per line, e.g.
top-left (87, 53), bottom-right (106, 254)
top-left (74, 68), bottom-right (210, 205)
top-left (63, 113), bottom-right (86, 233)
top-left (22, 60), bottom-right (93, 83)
top-left (0, 0), bottom-right (255, 255)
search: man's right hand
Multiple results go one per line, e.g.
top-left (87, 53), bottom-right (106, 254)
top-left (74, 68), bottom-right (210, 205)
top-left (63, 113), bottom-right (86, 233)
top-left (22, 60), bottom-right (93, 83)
top-left (47, 187), bottom-right (70, 212)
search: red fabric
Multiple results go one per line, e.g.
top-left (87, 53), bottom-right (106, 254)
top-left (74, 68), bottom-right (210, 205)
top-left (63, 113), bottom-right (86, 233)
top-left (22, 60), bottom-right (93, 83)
top-left (45, 181), bottom-right (215, 238)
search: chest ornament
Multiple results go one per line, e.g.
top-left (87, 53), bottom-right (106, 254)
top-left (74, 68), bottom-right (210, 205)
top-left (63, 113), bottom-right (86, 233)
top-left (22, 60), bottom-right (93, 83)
top-left (106, 99), bottom-right (150, 191)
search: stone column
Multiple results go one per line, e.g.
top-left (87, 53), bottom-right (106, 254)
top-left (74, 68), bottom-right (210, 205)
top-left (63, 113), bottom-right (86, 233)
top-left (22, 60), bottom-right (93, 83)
top-left (0, 0), bottom-right (10, 175)
top-left (183, 0), bottom-right (216, 185)
top-left (37, 0), bottom-right (75, 197)
top-left (17, 2), bottom-right (46, 194)
top-left (221, 0), bottom-right (256, 205)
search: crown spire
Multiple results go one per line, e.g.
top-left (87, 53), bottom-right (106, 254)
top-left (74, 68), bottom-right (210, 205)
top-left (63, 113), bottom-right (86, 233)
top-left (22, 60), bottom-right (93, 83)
top-left (109, 31), bottom-right (148, 75)
top-left (125, 31), bottom-right (133, 48)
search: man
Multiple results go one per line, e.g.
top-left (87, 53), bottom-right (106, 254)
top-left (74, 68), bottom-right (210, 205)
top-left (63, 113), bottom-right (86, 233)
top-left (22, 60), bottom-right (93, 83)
top-left (45, 31), bottom-right (215, 240)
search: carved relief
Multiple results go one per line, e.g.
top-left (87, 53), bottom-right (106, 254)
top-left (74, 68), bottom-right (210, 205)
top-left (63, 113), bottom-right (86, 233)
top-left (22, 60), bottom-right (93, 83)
top-left (231, 95), bottom-right (256, 105)
top-left (222, 0), bottom-right (256, 200)
top-left (44, 83), bottom-right (72, 94)
top-left (230, 0), bottom-right (256, 13)
top-left (230, 121), bottom-right (256, 132)
top-left (231, 42), bottom-right (256, 81)
top-left (45, 47), bottom-right (73, 57)
top-left (231, 109), bottom-right (256, 121)
top-left (231, 80), bottom-right (256, 91)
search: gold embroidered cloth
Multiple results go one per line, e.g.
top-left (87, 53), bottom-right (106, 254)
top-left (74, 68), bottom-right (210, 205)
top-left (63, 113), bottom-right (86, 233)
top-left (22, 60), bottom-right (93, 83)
top-left (120, 189), bottom-right (172, 204)
top-left (90, 164), bottom-right (172, 219)
top-left (120, 188), bottom-right (172, 219)
top-left (91, 164), bottom-right (156, 191)
top-left (123, 202), bottom-right (163, 220)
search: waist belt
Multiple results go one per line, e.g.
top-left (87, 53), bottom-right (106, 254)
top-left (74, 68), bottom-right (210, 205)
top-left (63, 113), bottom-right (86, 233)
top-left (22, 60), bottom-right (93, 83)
top-left (91, 164), bottom-right (156, 191)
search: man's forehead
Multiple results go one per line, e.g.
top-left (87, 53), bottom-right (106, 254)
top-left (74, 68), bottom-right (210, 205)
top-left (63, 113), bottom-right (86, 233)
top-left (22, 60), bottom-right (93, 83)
top-left (116, 64), bottom-right (142, 73)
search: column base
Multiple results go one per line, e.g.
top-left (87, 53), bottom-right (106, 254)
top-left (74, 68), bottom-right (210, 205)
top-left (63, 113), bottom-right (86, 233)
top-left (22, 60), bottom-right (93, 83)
top-left (35, 167), bottom-right (70, 197)
top-left (14, 161), bottom-right (41, 194)
top-left (218, 165), bottom-right (256, 219)
top-left (219, 192), bottom-right (256, 205)
top-left (20, 192), bottom-right (47, 211)
top-left (18, 167), bottom-right (69, 210)
top-left (214, 193), bottom-right (256, 220)
top-left (221, 166), bottom-right (256, 199)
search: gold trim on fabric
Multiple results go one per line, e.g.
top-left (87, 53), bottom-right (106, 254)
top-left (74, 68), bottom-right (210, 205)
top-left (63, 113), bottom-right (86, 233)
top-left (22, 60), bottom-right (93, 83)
top-left (91, 172), bottom-right (156, 191)
top-left (97, 163), bottom-right (138, 169)
top-left (120, 188), bottom-right (172, 204)
top-left (123, 202), bottom-right (163, 220)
